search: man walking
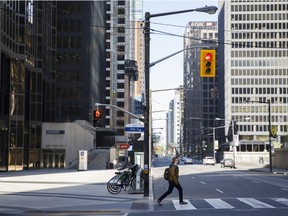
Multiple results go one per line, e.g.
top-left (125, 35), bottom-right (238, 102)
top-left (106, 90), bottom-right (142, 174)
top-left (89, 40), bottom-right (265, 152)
top-left (157, 157), bottom-right (188, 206)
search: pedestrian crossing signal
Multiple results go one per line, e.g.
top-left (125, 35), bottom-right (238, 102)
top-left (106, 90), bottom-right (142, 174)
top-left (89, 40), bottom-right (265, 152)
top-left (93, 109), bottom-right (102, 127)
top-left (200, 50), bottom-right (216, 77)
top-left (94, 110), bottom-right (101, 119)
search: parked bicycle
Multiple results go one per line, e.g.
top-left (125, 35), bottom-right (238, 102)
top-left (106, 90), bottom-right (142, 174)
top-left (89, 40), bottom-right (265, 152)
top-left (107, 164), bottom-right (144, 194)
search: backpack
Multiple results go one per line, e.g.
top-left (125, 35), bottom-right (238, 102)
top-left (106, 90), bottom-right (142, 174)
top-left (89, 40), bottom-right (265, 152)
top-left (163, 167), bottom-right (170, 180)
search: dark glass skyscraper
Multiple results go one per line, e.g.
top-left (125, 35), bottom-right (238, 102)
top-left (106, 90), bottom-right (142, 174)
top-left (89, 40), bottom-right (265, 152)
top-left (0, 1), bottom-right (106, 171)
top-left (55, 1), bottom-right (106, 122)
top-left (0, 1), bottom-right (56, 171)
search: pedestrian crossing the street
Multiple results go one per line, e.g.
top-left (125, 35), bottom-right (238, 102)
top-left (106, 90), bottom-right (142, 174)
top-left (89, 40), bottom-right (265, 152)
top-left (158, 198), bottom-right (288, 211)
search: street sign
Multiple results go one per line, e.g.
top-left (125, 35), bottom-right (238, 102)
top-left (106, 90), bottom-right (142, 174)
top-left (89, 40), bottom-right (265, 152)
top-left (125, 126), bottom-right (144, 133)
top-left (214, 140), bottom-right (218, 150)
top-left (114, 143), bottom-right (130, 150)
top-left (125, 123), bottom-right (144, 134)
top-left (233, 134), bottom-right (239, 146)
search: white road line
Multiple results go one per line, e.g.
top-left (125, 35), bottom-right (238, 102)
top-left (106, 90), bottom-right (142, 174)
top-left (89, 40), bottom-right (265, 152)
top-left (205, 198), bottom-right (234, 209)
top-left (216, 189), bottom-right (224, 193)
top-left (282, 188), bottom-right (288, 191)
top-left (273, 198), bottom-right (288, 206)
top-left (238, 198), bottom-right (275, 208)
top-left (200, 181), bottom-right (206, 184)
top-left (172, 199), bottom-right (196, 210)
top-left (192, 176), bottom-right (196, 179)
top-left (252, 181), bottom-right (260, 184)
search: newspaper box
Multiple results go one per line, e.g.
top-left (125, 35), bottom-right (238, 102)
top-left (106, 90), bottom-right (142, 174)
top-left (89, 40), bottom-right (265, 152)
top-left (78, 150), bottom-right (88, 171)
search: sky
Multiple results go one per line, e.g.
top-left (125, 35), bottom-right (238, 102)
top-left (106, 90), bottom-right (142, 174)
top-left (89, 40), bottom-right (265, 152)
top-left (142, 0), bottom-right (219, 129)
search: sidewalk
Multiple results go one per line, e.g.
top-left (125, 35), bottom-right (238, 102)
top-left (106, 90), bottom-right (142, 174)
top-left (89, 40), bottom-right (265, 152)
top-left (0, 168), bottom-right (154, 215)
top-left (236, 163), bottom-right (288, 175)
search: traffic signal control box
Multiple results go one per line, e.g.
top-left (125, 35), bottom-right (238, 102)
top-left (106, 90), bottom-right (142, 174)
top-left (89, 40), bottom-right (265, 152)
top-left (93, 109), bottom-right (102, 127)
top-left (200, 49), bottom-right (216, 77)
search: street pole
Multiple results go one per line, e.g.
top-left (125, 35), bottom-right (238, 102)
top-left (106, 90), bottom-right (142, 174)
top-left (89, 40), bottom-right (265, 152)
top-left (204, 125), bottom-right (229, 161)
top-left (232, 120), bottom-right (235, 162)
top-left (95, 103), bottom-right (144, 122)
top-left (246, 99), bottom-right (272, 173)
top-left (215, 118), bottom-right (238, 161)
top-left (213, 128), bottom-right (215, 160)
top-left (268, 100), bottom-right (272, 173)
top-left (143, 5), bottom-right (218, 197)
top-left (143, 12), bottom-right (150, 197)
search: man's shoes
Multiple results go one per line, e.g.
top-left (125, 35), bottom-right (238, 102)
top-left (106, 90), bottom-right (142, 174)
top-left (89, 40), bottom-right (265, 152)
top-left (157, 199), bottom-right (162, 206)
top-left (180, 201), bottom-right (188, 205)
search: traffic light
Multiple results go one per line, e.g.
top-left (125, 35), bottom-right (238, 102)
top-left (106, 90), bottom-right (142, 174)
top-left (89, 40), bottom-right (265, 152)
top-left (270, 125), bottom-right (277, 138)
top-left (93, 109), bottom-right (102, 127)
top-left (200, 49), bottom-right (216, 77)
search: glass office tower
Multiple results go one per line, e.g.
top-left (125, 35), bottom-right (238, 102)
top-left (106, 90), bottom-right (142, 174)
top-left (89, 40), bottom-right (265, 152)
top-left (183, 21), bottom-right (218, 158)
top-left (0, 1), bottom-right (56, 171)
top-left (0, 1), bottom-right (106, 171)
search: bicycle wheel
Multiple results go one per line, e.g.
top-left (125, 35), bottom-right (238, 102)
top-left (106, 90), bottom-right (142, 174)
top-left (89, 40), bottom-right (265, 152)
top-left (107, 177), bottom-right (122, 194)
top-left (131, 177), bottom-right (144, 191)
top-left (119, 171), bottom-right (130, 187)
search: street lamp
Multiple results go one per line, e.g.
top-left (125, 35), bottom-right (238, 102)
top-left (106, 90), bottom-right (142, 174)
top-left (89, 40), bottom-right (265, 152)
top-left (143, 5), bottom-right (218, 197)
top-left (246, 99), bottom-right (272, 173)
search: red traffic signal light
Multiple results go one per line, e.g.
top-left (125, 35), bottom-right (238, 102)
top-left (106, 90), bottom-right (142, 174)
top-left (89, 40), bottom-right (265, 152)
top-left (204, 53), bottom-right (212, 61)
top-left (200, 50), bottom-right (216, 77)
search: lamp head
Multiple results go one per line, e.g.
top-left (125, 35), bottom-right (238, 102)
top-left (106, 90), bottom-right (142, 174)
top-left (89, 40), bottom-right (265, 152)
top-left (196, 6), bottom-right (218, 14)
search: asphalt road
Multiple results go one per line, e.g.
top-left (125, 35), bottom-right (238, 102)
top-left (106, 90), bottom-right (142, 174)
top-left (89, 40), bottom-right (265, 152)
top-left (1, 157), bottom-right (286, 216)
top-left (131, 156), bottom-right (288, 216)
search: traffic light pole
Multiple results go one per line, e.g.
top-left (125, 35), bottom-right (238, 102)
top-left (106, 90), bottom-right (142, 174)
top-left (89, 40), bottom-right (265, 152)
top-left (95, 103), bottom-right (144, 122)
top-left (150, 46), bottom-right (206, 68)
top-left (246, 99), bottom-right (272, 173)
top-left (143, 13), bottom-right (150, 197)
top-left (144, 5), bottom-right (218, 197)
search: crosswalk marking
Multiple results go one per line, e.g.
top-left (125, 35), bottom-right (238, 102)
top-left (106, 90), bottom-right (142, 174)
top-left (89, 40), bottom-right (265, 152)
top-left (205, 198), bottom-right (234, 209)
top-left (172, 199), bottom-right (196, 210)
top-left (238, 198), bottom-right (275, 208)
top-left (168, 198), bottom-right (288, 211)
top-left (273, 198), bottom-right (288, 206)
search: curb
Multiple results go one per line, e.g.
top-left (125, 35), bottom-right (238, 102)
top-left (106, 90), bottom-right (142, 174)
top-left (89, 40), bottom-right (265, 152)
top-left (247, 168), bottom-right (288, 175)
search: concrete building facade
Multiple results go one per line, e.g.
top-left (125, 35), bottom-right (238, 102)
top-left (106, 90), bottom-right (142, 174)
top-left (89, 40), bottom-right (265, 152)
top-left (218, 0), bottom-right (288, 152)
top-left (104, 0), bottom-right (143, 136)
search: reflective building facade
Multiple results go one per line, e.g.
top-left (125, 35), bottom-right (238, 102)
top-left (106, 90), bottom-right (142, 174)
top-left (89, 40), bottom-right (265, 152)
top-left (182, 21), bottom-right (218, 158)
top-left (0, 1), bottom-right (106, 171)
